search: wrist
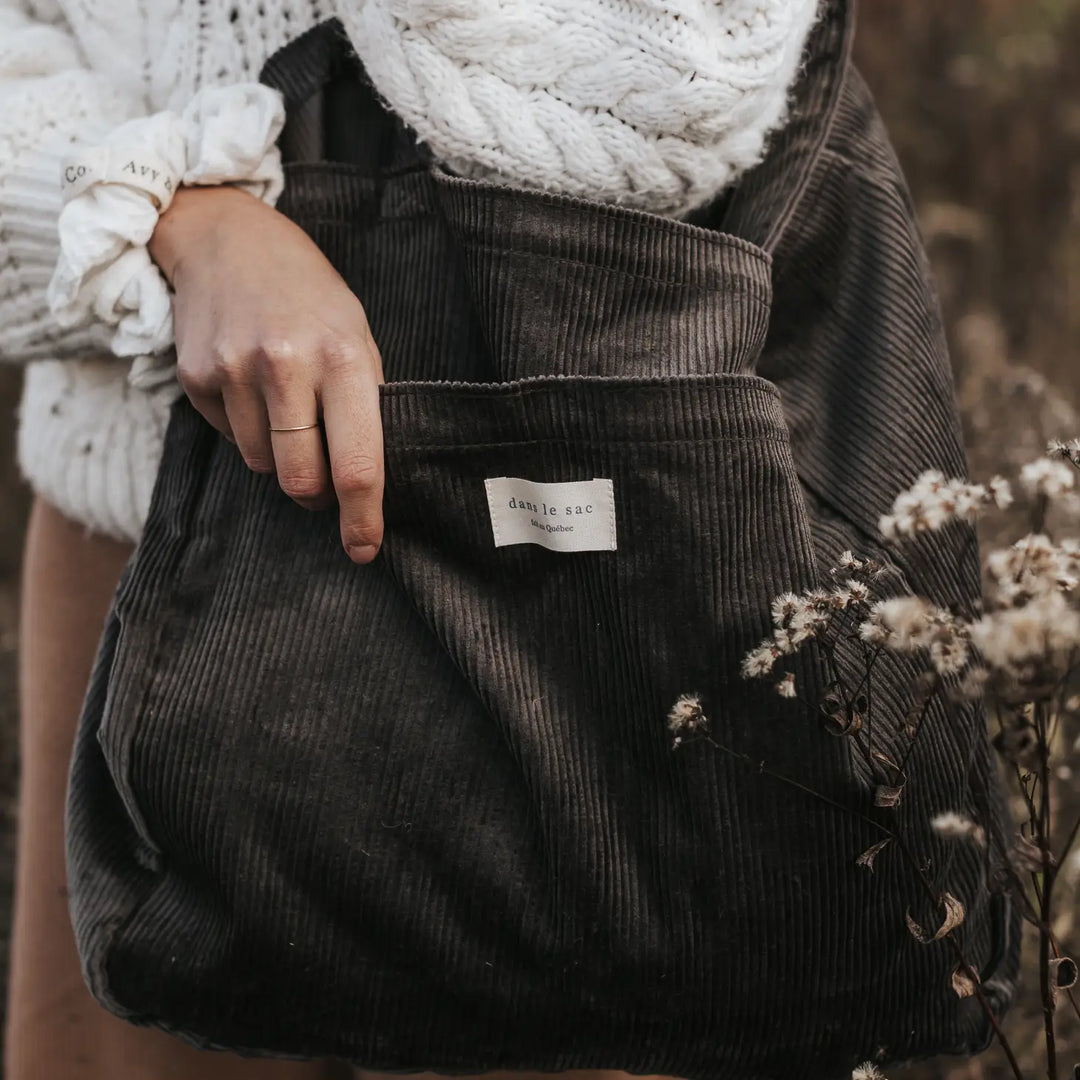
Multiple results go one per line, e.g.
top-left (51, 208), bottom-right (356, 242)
top-left (149, 183), bottom-right (258, 287)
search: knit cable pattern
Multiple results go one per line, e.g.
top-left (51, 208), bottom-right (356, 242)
top-left (337, 0), bottom-right (823, 216)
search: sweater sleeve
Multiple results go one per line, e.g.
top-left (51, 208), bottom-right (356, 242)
top-left (0, 0), bottom-right (145, 364)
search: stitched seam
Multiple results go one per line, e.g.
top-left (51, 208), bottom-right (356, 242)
top-left (380, 377), bottom-right (783, 400)
top-left (389, 435), bottom-right (788, 451)
top-left (458, 239), bottom-right (773, 295)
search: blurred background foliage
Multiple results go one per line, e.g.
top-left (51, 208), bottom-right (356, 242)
top-left (857, 4), bottom-right (1080, 1076)
top-left (0, 1), bottom-right (1077, 1076)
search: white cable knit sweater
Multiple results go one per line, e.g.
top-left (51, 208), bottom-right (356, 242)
top-left (0, 0), bottom-right (820, 543)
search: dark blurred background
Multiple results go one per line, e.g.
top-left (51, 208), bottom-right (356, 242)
top-left (0, 2), bottom-right (1078, 1076)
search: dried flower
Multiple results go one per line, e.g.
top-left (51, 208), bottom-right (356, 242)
top-left (929, 633), bottom-right (970, 676)
top-left (769, 591), bottom-right (803, 629)
top-left (878, 469), bottom-right (1001, 540)
top-left (852, 1062), bottom-right (887, 1080)
top-left (667, 693), bottom-right (708, 748)
top-left (986, 533), bottom-right (1080, 603)
top-left (1019, 457), bottom-right (1076, 499)
top-left (988, 474), bottom-right (1014, 510)
top-left (858, 618), bottom-right (890, 646)
top-left (1046, 437), bottom-right (1080, 464)
top-left (741, 641), bottom-right (780, 679)
top-left (775, 672), bottom-right (797, 699)
top-left (845, 579), bottom-right (871, 604)
top-left (970, 589), bottom-right (1080, 676)
top-left (861, 596), bottom-right (942, 651)
top-left (931, 811), bottom-right (987, 849)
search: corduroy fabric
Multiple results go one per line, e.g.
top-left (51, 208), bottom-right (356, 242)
top-left (65, 6), bottom-right (1022, 1079)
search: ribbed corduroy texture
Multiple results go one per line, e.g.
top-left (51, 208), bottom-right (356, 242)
top-left (65, 6), bottom-right (1022, 1079)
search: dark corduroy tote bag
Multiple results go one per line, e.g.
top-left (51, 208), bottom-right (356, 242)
top-left (66, 5), bottom-right (1022, 1078)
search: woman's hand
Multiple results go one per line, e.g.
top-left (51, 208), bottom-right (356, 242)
top-left (149, 184), bottom-right (385, 565)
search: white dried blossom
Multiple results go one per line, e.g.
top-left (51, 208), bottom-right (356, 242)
top-left (952, 482), bottom-right (987, 521)
top-left (988, 475), bottom-right (1014, 509)
top-left (931, 811), bottom-right (987, 848)
top-left (879, 469), bottom-right (999, 541)
top-left (828, 579), bottom-right (872, 609)
top-left (985, 533), bottom-right (1080, 603)
top-left (744, 584), bottom-right (846, 677)
top-left (667, 693), bottom-right (707, 735)
top-left (929, 634), bottom-right (970, 676)
top-left (1047, 437), bottom-right (1080, 463)
top-left (858, 618), bottom-right (890, 646)
top-left (852, 1064), bottom-right (887, 1080)
top-left (770, 591), bottom-right (803, 629)
top-left (761, 586), bottom-right (839, 647)
top-left (969, 590), bottom-right (1080, 673)
top-left (845, 580), bottom-right (871, 604)
top-left (862, 597), bottom-right (939, 650)
top-left (1019, 457), bottom-right (1076, 499)
top-left (789, 605), bottom-right (831, 637)
top-left (741, 641), bottom-right (780, 679)
top-left (775, 672), bottom-right (797, 699)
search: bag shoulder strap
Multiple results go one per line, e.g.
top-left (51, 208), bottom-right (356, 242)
top-left (259, 18), bottom-right (432, 175)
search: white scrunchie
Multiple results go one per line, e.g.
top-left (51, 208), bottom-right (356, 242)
top-left (46, 83), bottom-right (286, 394)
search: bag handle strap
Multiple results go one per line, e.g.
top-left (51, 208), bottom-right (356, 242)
top-left (258, 19), bottom-right (431, 175)
top-left (711, 0), bottom-right (856, 255)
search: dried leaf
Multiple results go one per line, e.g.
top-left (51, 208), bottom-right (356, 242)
top-left (906, 892), bottom-right (965, 944)
top-left (856, 838), bottom-right (892, 872)
top-left (951, 961), bottom-right (980, 999)
top-left (819, 689), bottom-right (846, 721)
top-left (822, 710), bottom-right (862, 736)
top-left (1050, 956), bottom-right (1078, 991)
top-left (1010, 833), bottom-right (1056, 874)
top-left (874, 784), bottom-right (904, 808)
top-left (871, 749), bottom-right (903, 776)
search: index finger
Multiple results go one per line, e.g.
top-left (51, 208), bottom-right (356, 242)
top-left (319, 344), bottom-right (385, 564)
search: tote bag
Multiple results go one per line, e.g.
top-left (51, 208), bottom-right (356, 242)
top-left (66, 5), bottom-right (1022, 1078)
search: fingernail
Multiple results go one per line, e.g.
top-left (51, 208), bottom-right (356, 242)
top-left (347, 543), bottom-right (379, 563)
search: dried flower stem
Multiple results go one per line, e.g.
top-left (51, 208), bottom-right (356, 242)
top-left (1036, 703), bottom-right (1059, 1080)
top-left (896, 673), bottom-right (943, 780)
top-left (1059, 811), bottom-right (1080, 869)
top-left (698, 733), bottom-right (893, 839)
top-left (698, 732), bottom-right (1026, 1080)
top-left (719, 451), bottom-right (1080, 1078)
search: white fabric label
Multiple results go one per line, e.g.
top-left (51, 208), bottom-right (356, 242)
top-left (60, 146), bottom-right (181, 208)
top-left (484, 476), bottom-right (617, 551)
